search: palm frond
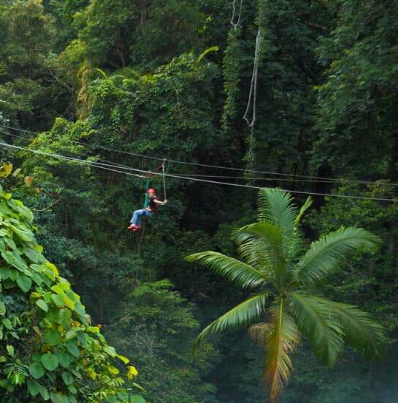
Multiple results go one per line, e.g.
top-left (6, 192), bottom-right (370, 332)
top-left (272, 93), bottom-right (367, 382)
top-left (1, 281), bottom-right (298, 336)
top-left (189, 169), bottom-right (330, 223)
top-left (193, 293), bottom-right (268, 353)
top-left (258, 188), bottom-right (298, 237)
top-left (294, 196), bottom-right (312, 226)
top-left (316, 298), bottom-right (386, 359)
top-left (234, 222), bottom-right (285, 276)
top-left (289, 292), bottom-right (344, 367)
top-left (186, 251), bottom-right (267, 289)
top-left (297, 227), bottom-right (381, 284)
top-left (265, 299), bottom-right (301, 403)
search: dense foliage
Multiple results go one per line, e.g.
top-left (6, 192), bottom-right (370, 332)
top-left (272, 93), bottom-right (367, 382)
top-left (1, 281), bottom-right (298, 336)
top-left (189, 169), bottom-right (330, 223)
top-left (0, 0), bottom-right (397, 402)
top-left (0, 182), bottom-right (143, 403)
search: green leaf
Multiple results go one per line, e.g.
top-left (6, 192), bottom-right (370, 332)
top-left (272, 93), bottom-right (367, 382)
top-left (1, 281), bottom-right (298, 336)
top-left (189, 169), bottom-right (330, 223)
top-left (66, 340), bottom-right (80, 358)
top-left (61, 372), bottom-right (74, 386)
top-left (27, 380), bottom-right (40, 397)
top-left (39, 385), bottom-right (50, 401)
top-left (41, 353), bottom-right (59, 371)
top-left (289, 292), bottom-right (344, 366)
top-left (31, 272), bottom-right (43, 286)
top-left (3, 318), bottom-right (13, 330)
top-left (314, 297), bottom-right (386, 359)
top-left (130, 396), bottom-right (145, 403)
top-left (4, 237), bottom-right (16, 250)
top-left (194, 294), bottom-right (268, 353)
top-left (24, 247), bottom-right (40, 263)
top-left (77, 332), bottom-right (89, 347)
top-left (56, 352), bottom-right (71, 368)
top-left (73, 302), bottom-right (85, 316)
top-left (50, 285), bottom-right (65, 295)
top-left (51, 294), bottom-right (65, 308)
top-left (116, 354), bottom-right (129, 364)
top-left (6, 345), bottom-right (14, 356)
top-left (44, 329), bottom-right (61, 346)
top-left (10, 252), bottom-right (28, 272)
top-left (65, 329), bottom-right (76, 340)
top-left (0, 267), bottom-right (12, 280)
top-left (1, 251), bottom-right (14, 265)
top-left (50, 392), bottom-right (64, 403)
top-left (9, 225), bottom-right (34, 242)
top-left (258, 188), bottom-right (297, 238)
top-left (186, 251), bottom-right (267, 289)
top-left (103, 346), bottom-right (116, 357)
top-left (36, 299), bottom-right (48, 312)
top-left (16, 275), bottom-right (32, 293)
top-left (297, 227), bottom-right (381, 283)
top-left (9, 268), bottom-right (19, 281)
top-left (59, 308), bottom-right (72, 328)
top-left (0, 301), bottom-right (6, 316)
top-left (29, 362), bottom-right (45, 379)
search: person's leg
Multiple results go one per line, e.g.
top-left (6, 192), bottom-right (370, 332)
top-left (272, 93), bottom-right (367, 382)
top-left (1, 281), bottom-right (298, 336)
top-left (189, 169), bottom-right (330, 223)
top-left (130, 209), bottom-right (145, 226)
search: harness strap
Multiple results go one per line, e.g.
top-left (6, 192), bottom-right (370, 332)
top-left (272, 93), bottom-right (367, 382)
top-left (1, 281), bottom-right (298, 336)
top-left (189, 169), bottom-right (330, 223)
top-left (143, 178), bottom-right (150, 208)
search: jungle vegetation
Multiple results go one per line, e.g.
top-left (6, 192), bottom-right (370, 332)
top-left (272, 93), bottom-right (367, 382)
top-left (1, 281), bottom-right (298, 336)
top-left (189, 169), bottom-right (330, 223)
top-left (0, 0), bottom-right (397, 402)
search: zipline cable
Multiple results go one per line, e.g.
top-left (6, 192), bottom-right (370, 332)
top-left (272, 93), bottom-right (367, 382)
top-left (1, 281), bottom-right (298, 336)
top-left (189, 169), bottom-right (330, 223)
top-left (0, 141), bottom-right (397, 203)
top-left (3, 128), bottom-right (393, 189)
top-left (2, 123), bottom-right (398, 187)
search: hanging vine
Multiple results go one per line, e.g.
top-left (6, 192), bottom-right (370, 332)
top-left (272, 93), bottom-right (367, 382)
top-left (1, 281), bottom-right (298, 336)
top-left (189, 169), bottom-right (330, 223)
top-left (220, 27), bottom-right (243, 135)
top-left (243, 27), bottom-right (263, 172)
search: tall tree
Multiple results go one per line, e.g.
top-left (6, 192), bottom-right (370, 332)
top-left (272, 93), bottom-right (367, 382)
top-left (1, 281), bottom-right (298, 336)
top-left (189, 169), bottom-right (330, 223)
top-left (313, 0), bottom-right (398, 179)
top-left (187, 188), bottom-right (386, 402)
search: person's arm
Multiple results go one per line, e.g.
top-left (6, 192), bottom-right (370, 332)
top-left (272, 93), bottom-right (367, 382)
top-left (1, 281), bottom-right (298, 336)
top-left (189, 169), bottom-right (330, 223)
top-left (154, 198), bottom-right (167, 206)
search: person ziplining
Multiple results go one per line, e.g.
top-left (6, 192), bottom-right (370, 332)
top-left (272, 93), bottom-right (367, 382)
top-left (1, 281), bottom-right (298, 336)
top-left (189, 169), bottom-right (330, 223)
top-left (128, 187), bottom-right (167, 232)
top-left (128, 160), bottom-right (168, 232)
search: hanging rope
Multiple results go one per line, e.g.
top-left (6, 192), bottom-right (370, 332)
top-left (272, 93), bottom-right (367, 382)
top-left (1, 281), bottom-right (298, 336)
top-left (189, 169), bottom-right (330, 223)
top-left (230, 0), bottom-right (243, 30)
top-left (243, 29), bottom-right (263, 170)
top-left (162, 159), bottom-right (167, 200)
top-left (243, 29), bottom-right (262, 128)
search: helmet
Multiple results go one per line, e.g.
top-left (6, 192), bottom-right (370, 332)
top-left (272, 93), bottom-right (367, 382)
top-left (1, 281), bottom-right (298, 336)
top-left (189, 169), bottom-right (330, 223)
top-left (147, 188), bottom-right (156, 194)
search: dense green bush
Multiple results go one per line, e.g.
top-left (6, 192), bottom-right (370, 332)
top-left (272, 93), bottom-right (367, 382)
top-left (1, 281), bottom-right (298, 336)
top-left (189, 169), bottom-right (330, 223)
top-left (0, 185), bottom-right (143, 403)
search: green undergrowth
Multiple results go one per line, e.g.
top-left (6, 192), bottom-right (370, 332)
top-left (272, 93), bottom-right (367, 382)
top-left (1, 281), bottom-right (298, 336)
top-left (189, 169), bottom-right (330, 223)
top-left (0, 185), bottom-right (145, 403)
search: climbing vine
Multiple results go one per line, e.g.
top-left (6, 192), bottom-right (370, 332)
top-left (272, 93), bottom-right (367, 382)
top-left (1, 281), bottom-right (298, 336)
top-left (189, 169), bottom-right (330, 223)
top-left (0, 184), bottom-right (144, 403)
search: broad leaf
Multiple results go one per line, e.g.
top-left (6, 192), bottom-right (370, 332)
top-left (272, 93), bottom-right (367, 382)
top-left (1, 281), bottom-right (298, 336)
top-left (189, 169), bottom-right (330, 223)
top-left (62, 372), bottom-right (74, 386)
top-left (29, 362), bottom-right (45, 379)
top-left (44, 329), bottom-right (61, 346)
top-left (27, 380), bottom-right (40, 397)
top-left (66, 340), bottom-right (80, 358)
top-left (36, 299), bottom-right (48, 312)
top-left (16, 275), bottom-right (32, 293)
top-left (41, 353), bottom-right (59, 371)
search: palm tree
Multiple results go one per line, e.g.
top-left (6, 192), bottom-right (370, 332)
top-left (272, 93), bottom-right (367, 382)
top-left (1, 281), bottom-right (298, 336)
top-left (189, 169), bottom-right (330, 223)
top-left (186, 188), bottom-right (386, 402)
